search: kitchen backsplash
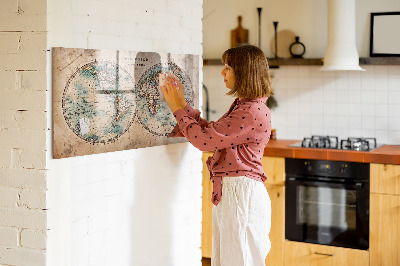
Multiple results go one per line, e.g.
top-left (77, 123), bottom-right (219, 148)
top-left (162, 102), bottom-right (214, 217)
top-left (203, 65), bottom-right (400, 144)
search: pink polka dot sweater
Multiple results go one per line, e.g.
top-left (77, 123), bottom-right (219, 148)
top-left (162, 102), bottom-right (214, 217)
top-left (169, 97), bottom-right (271, 206)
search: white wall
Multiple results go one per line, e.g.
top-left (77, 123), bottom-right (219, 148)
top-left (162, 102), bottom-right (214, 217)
top-left (0, 0), bottom-right (48, 265)
top-left (204, 65), bottom-right (400, 144)
top-left (271, 65), bottom-right (400, 144)
top-left (203, 0), bottom-right (400, 145)
top-left (203, 0), bottom-right (326, 59)
top-left (203, 0), bottom-right (400, 58)
top-left (46, 0), bottom-right (203, 266)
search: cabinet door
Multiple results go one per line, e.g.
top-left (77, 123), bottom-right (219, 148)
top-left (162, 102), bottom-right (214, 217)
top-left (202, 152), bottom-right (213, 258)
top-left (284, 241), bottom-right (369, 266)
top-left (370, 193), bottom-right (400, 266)
top-left (261, 156), bottom-right (285, 186)
top-left (264, 184), bottom-right (284, 266)
top-left (370, 163), bottom-right (400, 195)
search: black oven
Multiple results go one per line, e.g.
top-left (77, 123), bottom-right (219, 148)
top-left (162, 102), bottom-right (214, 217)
top-left (285, 158), bottom-right (369, 250)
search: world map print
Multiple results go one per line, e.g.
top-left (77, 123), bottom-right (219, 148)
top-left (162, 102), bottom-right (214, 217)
top-left (135, 62), bottom-right (195, 136)
top-left (63, 61), bottom-right (136, 144)
top-left (53, 47), bottom-right (199, 159)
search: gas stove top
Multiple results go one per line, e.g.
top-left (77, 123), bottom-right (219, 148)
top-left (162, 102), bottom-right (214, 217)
top-left (289, 135), bottom-right (382, 151)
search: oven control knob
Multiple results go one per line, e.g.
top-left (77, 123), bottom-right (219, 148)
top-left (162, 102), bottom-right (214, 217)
top-left (340, 164), bottom-right (347, 174)
top-left (304, 161), bottom-right (312, 171)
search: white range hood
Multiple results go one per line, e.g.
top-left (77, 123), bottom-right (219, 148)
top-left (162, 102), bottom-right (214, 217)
top-left (320, 0), bottom-right (365, 71)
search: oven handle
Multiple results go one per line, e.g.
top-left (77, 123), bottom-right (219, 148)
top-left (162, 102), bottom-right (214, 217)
top-left (286, 177), bottom-right (364, 189)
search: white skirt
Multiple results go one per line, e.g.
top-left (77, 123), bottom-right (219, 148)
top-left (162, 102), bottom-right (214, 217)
top-left (212, 176), bottom-right (271, 266)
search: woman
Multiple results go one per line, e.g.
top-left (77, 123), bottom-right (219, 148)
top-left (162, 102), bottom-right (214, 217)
top-left (161, 44), bottom-right (273, 266)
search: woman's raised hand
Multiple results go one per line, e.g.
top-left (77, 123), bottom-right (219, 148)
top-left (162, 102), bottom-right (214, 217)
top-left (168, 74), bottom-right (187, 108)
top-left (160, 74), bottom-right (186, 113)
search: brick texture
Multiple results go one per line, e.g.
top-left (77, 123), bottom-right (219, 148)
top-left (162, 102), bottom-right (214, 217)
top-left (0, 187), bottom-right (19, 208)
top-left (0, 208), bottom-right (47, 230)
top-left (0, 247), bottom-right (46, 266)
top-left (46, 0), bottom-right (203, 265)
top-left (0, 71), bottom-right (16, 90)
top-left (0, 169), bottom-right (47, 189)
top-left (0, 0), bottom-right (47, 264)
top-left (0, 32), bottom-right (20, 54)
top-left (19, 189), bottom-right (47, 209)
top-left (3, 0), bottom-right (203, 265)
top-left (0, 227), bottom-right (19, 247)
top-left (21, 229), bottom-right (46, 249)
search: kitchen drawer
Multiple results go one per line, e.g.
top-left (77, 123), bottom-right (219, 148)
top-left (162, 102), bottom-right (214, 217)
top-left (284, 241), bottom-right (369, 266)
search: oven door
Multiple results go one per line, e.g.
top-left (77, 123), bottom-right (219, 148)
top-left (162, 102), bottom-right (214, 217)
top-left (285, 177), bottom-right (369, 250)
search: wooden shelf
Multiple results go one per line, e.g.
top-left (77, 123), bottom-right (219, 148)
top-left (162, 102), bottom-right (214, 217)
top-left (203, 58), bottom-right (323, 67)
top-left (268, 58), bottom-right (322, 67)
top-left (359, 57), bottom-right (400, 65)
top-left (202, 59), bottom-right (223, 66)
top-left (203, 57), bottom-right (400, 67)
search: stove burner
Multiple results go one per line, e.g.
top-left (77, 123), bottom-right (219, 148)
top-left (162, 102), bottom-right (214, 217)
top-left (295, 136), bottom-right (378, 151)
top-left (301, 135), bottom-right (339, 149)
top-left (340, 137), bottom-right (377, 151)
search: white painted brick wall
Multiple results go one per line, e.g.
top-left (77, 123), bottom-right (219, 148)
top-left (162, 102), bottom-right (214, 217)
top-left (0, 227), bottom-right (19, 247)
top-left (0, 187), bottom-right (19, 208)
top-left (21, 229), bottom-right (47, 250)
top-left (0, 169), bottom-right (47, 189)
top-left (0, 247), bottom-right (46, 266)
top-left (0, 0), bottom-right (48, 265)
top-left (0, 92), bottom-right (46, 112)
top-left (0, 2), bottom-right (46, 32)
top-left (0, 208), bottom-right (46, 230)
top-left (0, 33), bottom-right (20, 53)
top-left (0, 110), bottom-right (47, 131)
top-left (0, 129), bottom-right (46, 150)
top-left (16, 70), bottom-right (47, 92)
top-left (46, 1), bottom-right (203, 266)
top-left (20, 189), bottom-right (47, 209)
top-left (0, 150), bottom-right (12, 169)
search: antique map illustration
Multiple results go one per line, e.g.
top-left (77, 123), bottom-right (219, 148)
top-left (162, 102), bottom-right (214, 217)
top-left (53, 47), bottom-right (199, 159)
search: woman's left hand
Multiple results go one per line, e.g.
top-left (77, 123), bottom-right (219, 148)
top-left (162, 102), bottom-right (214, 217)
top-left (160, 74), bottom-right (185, 113)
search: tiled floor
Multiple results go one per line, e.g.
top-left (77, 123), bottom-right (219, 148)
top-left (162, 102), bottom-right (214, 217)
top-left (202, 257), bottom-right (211, 266)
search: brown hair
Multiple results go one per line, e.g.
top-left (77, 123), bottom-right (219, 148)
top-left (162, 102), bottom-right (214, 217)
top-left (221, 44), bottom-right (273, 99)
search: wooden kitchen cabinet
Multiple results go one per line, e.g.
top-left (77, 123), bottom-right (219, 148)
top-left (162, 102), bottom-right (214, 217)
top-left (264, 184), bottom-right (285, 266)
top-left (370, 163), bottom-right (400, 266)
top-left (202, 152), bottom-right (213, 258)
top-left (261, 156), bottom-right (285, 266)
top-left (201, 154), bottom-right (286, 266)
top-left (284, 241), bottom-right (369, 266)
top-left (370, 163), bottom-right (400, 195)
top-left (370, 193), bottom-right (400, 266)
top-left (261, 156), bottom-right (285, 185)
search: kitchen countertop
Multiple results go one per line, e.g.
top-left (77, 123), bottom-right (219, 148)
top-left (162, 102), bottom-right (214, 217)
top-left (263, 139), bottom-right (400, 165)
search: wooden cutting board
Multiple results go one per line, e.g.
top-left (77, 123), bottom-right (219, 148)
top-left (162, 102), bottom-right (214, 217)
top-left (231, 16), bottom-right (249, 48)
